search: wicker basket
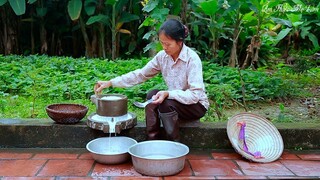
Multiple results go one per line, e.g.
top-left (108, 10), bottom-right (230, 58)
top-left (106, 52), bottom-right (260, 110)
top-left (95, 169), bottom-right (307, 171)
top-left (227, 112), bottom-right (284, 163)
top-left (46, 103), bottom-right (88, 124)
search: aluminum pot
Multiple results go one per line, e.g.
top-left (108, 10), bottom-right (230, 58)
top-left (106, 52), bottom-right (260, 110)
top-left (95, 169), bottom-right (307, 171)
top-left (128, 140), bottom-right (189, 176)
top-left (86, 136), bottom-right (137, 164)
top-left (91, 94), bottom-right (128, 117)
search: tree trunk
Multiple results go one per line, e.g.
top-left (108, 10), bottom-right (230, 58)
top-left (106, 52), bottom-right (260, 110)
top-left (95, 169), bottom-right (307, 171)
top-left (242, 35), bottom-right (261, 69)
top-left (228, 29), bottom-right (239, 67)
top-left (99, 24), bottom-right (106, 58)
top-left (40, 23), bottom-right (48, 54)
top-left (242, 44), bottom-right (253, 69)
top-left (50, 33), bottom-right (55, 55)
top-left (211, 31), bottom-right (216, 59)
top-left (72, 31), bottom-right (79, 57)
top-left (181, 0), bottom-right (187, 24)
top-left (97, 0), bottom-right (105, 58)
top-left (30, 7), bottom-right (35, 54)
top-left (116, 33), bottom-right (119, 58)
top-left (148, 33), bottom-right (157, 57)
top-left (228, 11), bottom-right (242, 67)
top-left (111, 4), bottom-right (116, 60)
top-left (1, 5), bottom-right (19, 55)
top-left (79, 17), bottom-right (93, 57)
top-left (91, 29), bottom-right (98, 57)
top-left (56, 38), bottom-right (63, 56)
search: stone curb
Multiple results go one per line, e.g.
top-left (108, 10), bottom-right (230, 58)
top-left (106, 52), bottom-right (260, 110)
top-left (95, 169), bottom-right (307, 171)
top-left (0, 118), bottom-right (319, 150)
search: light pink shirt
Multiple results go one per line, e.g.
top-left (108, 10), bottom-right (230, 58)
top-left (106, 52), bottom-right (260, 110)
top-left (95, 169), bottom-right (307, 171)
top-left (110, 44), bottom-right (209, 109)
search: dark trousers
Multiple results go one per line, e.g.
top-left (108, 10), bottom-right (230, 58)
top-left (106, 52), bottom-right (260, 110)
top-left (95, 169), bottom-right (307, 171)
top-left (146, 89), bottom-right (207, 121)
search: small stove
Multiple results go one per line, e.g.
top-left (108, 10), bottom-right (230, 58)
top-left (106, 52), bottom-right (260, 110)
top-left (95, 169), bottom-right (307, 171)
top-left (86, 94), bottom-right (137, 133)
top-left (87, 112), bottom-right (137, 133)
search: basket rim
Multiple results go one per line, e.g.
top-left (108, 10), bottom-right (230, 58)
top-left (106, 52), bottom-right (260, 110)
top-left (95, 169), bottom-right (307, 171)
top-left (46, 103), bottom-right (88, 113)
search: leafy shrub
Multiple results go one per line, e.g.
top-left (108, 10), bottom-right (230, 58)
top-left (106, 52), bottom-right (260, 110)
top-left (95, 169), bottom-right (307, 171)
top-left (203, 62), bottom-right (295, 102)
top-left (0, 55), bottom-right (166, 101)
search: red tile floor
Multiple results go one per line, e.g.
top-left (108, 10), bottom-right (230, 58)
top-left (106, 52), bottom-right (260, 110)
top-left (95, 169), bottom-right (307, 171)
top-left (0, 148), bottom-right (319, 179)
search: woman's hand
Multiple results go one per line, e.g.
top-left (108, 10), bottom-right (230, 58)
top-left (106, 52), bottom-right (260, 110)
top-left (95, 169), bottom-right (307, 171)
top-left (94, 81), bottom-right (112, 94)
top-left (152, 91), bottom-right (169, 104)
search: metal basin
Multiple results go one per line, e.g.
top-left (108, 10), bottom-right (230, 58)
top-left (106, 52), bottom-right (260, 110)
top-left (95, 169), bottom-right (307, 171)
top-left (128, 140), bottom-right (189, 176)
top-left (86, 136), bottom-right (137, 164)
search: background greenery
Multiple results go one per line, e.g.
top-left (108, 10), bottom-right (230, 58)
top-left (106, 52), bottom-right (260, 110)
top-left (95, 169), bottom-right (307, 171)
top-left (0, 0), bottom-right (319, 66)
top-left (0, 0), bottom-right (319, 122)
top-left (1, 55), bottom-right (319, 122)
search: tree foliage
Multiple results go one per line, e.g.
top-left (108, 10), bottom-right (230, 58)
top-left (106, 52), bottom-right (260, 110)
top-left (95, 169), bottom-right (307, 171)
top-left (0, 0), bottom-right (319, 67)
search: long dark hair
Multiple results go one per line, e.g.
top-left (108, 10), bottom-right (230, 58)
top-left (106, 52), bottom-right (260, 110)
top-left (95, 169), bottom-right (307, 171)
top-left (158, 19), bottom-right (189, 42)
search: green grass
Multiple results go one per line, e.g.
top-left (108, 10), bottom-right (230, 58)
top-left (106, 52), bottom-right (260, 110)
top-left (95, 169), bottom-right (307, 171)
top-left (0, 55), bottom-right (319, 122)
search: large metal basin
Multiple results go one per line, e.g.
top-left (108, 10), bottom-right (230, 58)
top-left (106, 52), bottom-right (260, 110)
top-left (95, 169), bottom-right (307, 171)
top-left (128, 140), bottom-right (189, 176)
top-left (86, 136), bottom-right (137, 164)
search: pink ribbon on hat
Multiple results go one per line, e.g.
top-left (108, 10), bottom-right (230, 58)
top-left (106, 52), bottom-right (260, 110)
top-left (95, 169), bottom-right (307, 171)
top-left (237, 121), bottom-right (264, 159)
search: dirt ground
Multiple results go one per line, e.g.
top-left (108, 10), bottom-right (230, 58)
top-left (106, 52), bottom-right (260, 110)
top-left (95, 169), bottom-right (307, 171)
top-left (224, 87), bottom-right (320, 123)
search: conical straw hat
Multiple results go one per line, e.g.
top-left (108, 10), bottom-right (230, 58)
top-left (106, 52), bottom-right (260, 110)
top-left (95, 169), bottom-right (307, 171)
top-left (227, 112), bottom-right (284, 163)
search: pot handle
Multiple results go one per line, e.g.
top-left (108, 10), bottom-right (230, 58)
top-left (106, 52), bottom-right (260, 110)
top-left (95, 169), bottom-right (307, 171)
top-left (90, 94), bottom-right (97, 105)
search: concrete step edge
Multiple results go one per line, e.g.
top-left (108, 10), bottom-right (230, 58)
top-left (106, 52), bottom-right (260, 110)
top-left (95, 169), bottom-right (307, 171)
top-left (0, 119), bottom-right (319, 149)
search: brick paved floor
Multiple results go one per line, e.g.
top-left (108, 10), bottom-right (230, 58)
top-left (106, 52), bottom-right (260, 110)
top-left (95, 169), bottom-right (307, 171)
top-left (0, 148), bottom-right (319, 179)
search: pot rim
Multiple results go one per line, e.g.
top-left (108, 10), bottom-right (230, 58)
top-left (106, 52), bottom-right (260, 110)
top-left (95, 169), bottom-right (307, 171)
top-left (86, 136), bottom-right (137, 155)
top-left (128, 140), bottom-right (189, 160)
top-left (96, 94), bottom-right (127, 101)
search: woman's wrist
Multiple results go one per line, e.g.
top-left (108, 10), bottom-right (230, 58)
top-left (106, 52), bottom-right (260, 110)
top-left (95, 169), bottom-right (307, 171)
top-left (164, 91), bottom-right (169, 98)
